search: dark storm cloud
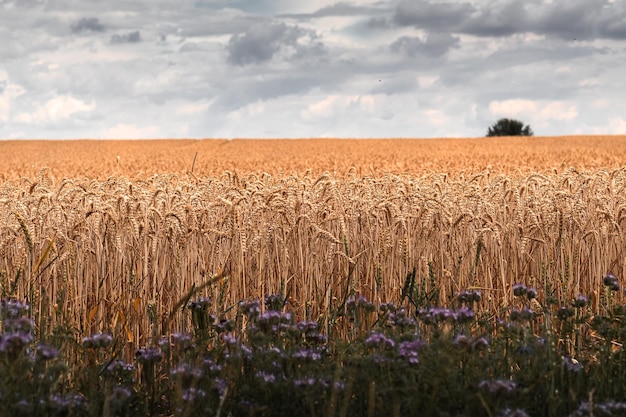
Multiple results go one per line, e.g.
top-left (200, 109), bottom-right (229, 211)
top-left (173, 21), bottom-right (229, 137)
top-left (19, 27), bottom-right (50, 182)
top-left (227, 22), bottom-right (323, 66)
top-left (391, 32), bottom-right (460, 58)
top-left (111, 31), bottom-right (142, 44)
top-left (392, 0), bottom-right (626, 41)
top-left (71, 17), bottom-right (106, 33)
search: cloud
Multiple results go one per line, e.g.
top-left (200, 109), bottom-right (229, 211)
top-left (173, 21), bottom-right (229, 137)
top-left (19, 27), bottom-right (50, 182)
top-left (101, 123), bottom-right (160, 139)
top-left (71, 17), bottom-right (106, 33)
top-left (489, 99), bottom-right (578, 125)
top-left (301, 94), bottom-right (375, 120)
top-left (390, 32), bottom-right (460, 58)
top-left (393, 0), bottom-right (474, 29)
top-left (227, 22), bottom-right (323, 65)
top-left (281, 3), bottom-right (385, 19)
top-left (14, 96), bottom-right (96, 125)
top-left (489, 99), bottom-right (538, 118)
top-left (0, 84), bottom-right (25, 123)
top-left (111, 31), bottom-right (141, 44)
top-left (391, 0), bottom-right (626, 41)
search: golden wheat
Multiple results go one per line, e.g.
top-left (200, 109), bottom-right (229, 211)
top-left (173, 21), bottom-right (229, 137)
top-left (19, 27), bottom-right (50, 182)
top-left (2, 136), bottom-right (626, 180)
top-left (2, 160), bottom-right (626, 346)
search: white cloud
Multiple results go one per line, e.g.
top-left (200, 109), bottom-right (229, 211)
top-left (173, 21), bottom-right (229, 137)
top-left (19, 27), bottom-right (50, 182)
top-left (489, 99), bottom-right (577, 122)
top-left (540, 101), bottom-right (578, 121)
top-left (489, 99), bottom-right (538, 118)
top-left (607, 117), bottom-right (626, 134)
top-left (176, 101), bottom-right (212, 115)
top-left (101, 123), bottom-right (161, 139)
top-left (15, 95), bottom-right (96, 124)
top-left (422, 109), bottom-right (448, 126)
top-left (0, 84), bottom-right (26, 123)
top-left (301, 94), bottom-right (376, 120)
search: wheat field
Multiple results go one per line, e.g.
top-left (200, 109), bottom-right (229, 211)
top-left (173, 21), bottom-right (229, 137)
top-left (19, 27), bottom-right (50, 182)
top-left (1, 136), bottom-right (626, 346)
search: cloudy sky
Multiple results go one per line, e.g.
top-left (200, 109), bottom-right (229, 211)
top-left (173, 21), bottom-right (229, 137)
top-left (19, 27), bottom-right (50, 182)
top-left (1, 0), bottom-right (626, 139)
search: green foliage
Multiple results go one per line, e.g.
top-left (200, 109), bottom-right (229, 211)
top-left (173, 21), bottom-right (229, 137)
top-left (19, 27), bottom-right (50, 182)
top-left (487, 118), bottom-right (534, 137)
top-left (4, 277), bottom-right (626, 417)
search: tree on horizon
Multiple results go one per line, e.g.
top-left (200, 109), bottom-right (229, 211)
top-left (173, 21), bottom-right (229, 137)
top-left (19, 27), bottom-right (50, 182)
top-left (486, 118), bottom-right (533, 137)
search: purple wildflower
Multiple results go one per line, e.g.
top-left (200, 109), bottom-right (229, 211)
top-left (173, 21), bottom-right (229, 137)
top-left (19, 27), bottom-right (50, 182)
top-left (36, 344), bottom-right (59, 361)
top-left (572, 295), bottom-right (588, 308)
top-left (556, 306), bottom-right (575, 321)
top-left (387, 308), bottom-right (417, 328)
top-left (213, 379), bottom-right (227, 397)
top-left (188, 297), bottom-right (211, 310)
top-left (0, 299), bottom-right (30, 319)
top-left (255, 371), bottom-right (277, 384)
top-left (510, 307), bottom-right (534, 322)
top-left (563, 356), bottom-right (581, 373)
top-left (456, 306), bottom-right (475, 323)
top-left (171, 364), bottom-right (203, 384)
top-left (135, 347), bottom-right (163, 364)
top-left (0, 332), bottom-right (34, 356)
top-left (82, 333), bottom-right (113, 349)
top-left (365, 331), bottom-right (395, 349)
top-left (293, 348), bottom-right (322, 361)
top-left (182, 388), bottom-right (207, 402)
top-left (2, 317), bottom-right (34, 333)
top-left (398, 339), bottom-right (424, 365)
top-left (497, 408), bottom-right (530, 417)
top-left (478, 379), bottom-right (517, 398)
top-left (512, 283), bottom-right (528, 297)
top-left (457, 289), bottom-right (482, 304)
top-left (109, 386), bottom-right (132, 408)
top-left (239, 299), bottom-right (261, 317)
top-left (264, 294), bottom-right (284, 311)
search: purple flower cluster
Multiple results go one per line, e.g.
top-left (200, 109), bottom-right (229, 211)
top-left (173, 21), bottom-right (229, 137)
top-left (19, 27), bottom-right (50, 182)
top-left (557, 306), bottom-right (575, 321)
top-left (48, 393), bottom-right (88, 413)
top-left (255, 371), bottom-right (277, 384)
top-left (603, 273), bottom-right (620, 291)
top-left (252, 310), bottom-right (293, 334)
top-left (510, 307), bottom-right (534, 322)
top-left (345, 295), bottom-right (375, 312)
top-left (239, 299), bottom-right (261, 317)
top-left (109, 386), bottom-right (133, 408)
top-left (0, 331), bottom-right (34, 357)
top-left (293, 377), bottom-right (344, 391)
top-left (478, 379), bottom-right (517, 399)
top-left (457, 289), bottom-right (482, 304)
top-left (171, 363), bottom-right (203, 384)
top-left (36, 344), bottom-right (59, 361)
top-left (82, 333), bottom-right (113, 349)
top-left (454, 335), bottom-right (489, 351)
top-left (568, 399), bottom-right (626, 417)
top-left (293, 348), bottom-right (323, 361)
top-left (2, 317), bottom-right (34, 333)
top-left (572, 295), bottom-right (588, 308)
top-left (104, 360), bottom-right (136, 380)
top-left (512, 283), bottom-right (537, 299)
top-left (419, 306), bottom-right (475, 325)
top-left (365, 331), bottom-right (396, 350)
top-left (398, 339), bottom-right (425, 365)
top-left (0, 299), bottom-right (30, 319)
top-left (181, 387), bottom-right (207, 402)
top-left (497, 408), bottom-right (530, 417)
top-left (385, 307), bottom-right (416, 328)
top-left (563, 356), bottom-right (581, 373)
top-left (264, 294), bottom-right (284, 311)
top-left (188, 296), bottom-right (211, 310)
top-left (135, 347), bottom-right (163, 364)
